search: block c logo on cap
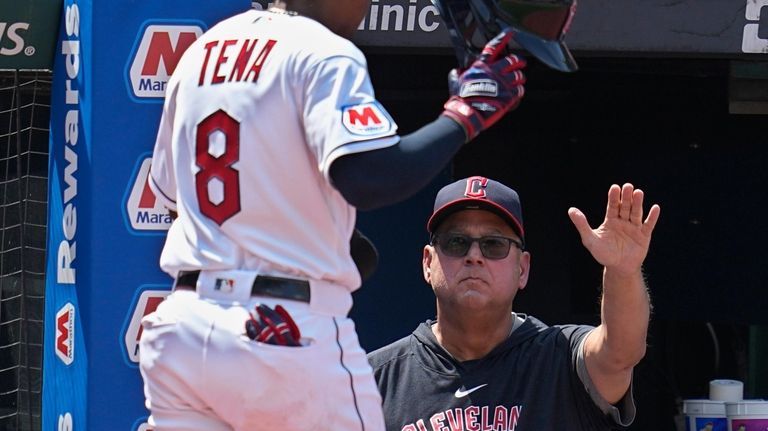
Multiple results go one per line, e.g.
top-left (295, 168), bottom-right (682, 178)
top-left (127, 22), bottom-right (204, 100)
top-left (465, 176), bottom-right (488, 198)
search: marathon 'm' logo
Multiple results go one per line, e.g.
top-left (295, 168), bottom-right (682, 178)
top-left (55, 303), bottom-right (75, 365)
top-left (123, 289), bottom-right (171, 363)
top-left (349, 107), bottom-right (380, 126)
top-left (125, 157), bottom-right (173, 231)
top-left (128, 23), bottom-right (204, 98)
top-left (342, 102), bottom-right (393, 136)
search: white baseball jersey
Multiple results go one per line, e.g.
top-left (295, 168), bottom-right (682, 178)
top-left (149, 9), bottom-right (399, 290)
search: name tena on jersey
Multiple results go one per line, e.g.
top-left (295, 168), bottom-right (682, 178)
top-left (198, 38), bottom-right (277, 85)
top-left (402, 404), bottom-right (522, 431)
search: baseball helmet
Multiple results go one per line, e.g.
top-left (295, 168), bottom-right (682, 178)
top-left (432, 0), bottom-right (578, 72)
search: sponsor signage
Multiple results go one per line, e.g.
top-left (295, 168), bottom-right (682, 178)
top-left (121, 287), bottom-right (171, 365)
top-left (0, 0), bottom-right (762, 72)
top-left (43, 0), bottom-right (88, 428)
top-left (124, 156), bottom-right (173, 232)
top-left (0, 0), bottom-right (61, 70)
top-left (265, 0), bottom-right (768, 56)
top-left (0, 0), bottom-right (763, 73)
top-left (130, 418), bottom-right (154, 431)
top-left (55, 303), bottom-right (75, 366)
top-left (126, 23), bottom-right (204, 100)
top-left (43, 1), bottom-right (249, 430)
top-left (58, 413), bottom-right (73, 431)
top-left (743, 0), bottom-right (768, 53)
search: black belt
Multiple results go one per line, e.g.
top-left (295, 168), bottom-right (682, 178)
top-left (175, 270), bottom-right (311, 303)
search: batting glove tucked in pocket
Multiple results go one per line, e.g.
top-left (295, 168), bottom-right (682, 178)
top-left (245, 304), bottom-right (302, 347)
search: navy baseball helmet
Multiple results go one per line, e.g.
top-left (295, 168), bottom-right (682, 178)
top-left (432, 0), bottom-right (578, 72)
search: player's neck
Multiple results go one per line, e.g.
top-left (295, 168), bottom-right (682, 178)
top-left (268, 1), bottom-right (302, 15)
top-left (267, 7), bottom-right (299, 16)
top-left (271, 1), bottom-right (320, 19)
top-left (271, 1), bottom-right (347, 38)
top-left (432, 312), bottom-right (514, 361)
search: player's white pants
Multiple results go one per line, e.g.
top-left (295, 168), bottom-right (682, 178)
top-left (139, 285), bottom-right (385, 431)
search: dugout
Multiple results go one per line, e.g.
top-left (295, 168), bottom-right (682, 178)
top-left (348, 1), bottom-right (768, 430)
top-left (1, 0), bottom-right (768, 430)
top-left (352, 54), bottom-right (768, 431)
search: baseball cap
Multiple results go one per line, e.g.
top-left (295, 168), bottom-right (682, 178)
top-left (427, 176), bottom-right (525, 246)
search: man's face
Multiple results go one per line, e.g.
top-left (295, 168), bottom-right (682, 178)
top-left (423, 210), bottom-right (530, 313)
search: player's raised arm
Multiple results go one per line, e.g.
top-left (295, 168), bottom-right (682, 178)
top-left (330, 30), bottom-right (526, 211)
top-left (568, 183), bottom-right (661, 404)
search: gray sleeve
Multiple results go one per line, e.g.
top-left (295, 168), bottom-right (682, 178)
top-left (575, 333), bottom-right (637, 426)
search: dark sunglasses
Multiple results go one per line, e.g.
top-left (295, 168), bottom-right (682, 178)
top-left (431, 233), bottom-right (523, 260)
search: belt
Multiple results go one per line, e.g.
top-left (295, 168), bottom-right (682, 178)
top-left (174, 270), bottom-right (311, 303)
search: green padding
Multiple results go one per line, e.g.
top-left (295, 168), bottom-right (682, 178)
top-left (748, 325), bottom-right (768, 398)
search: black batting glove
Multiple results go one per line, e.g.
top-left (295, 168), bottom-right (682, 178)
top-left (441, 28), bottom-right (526, 141)
top-left (245, 304), bottom-right (302, 347)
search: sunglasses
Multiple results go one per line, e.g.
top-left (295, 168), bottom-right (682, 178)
top-left (431, 233), bottom-right (523, 260)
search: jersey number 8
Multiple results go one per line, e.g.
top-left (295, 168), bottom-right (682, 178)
top-left (195, 110), bottom-right (241, 225)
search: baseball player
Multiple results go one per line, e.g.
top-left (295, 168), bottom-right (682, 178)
top-left (139, 1), bottom-right (526, 430)
top-left (368, 177), bottom-right (661, 430)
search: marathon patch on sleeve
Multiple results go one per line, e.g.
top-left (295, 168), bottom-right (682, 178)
top-left (341, 102), bottom-right (393, 136)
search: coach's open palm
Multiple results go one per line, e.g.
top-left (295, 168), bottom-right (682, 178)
top-left (567, 183), bottom-right (661, 276)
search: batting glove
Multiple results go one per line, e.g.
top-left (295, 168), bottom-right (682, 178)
top-left (245, 304), bottom-right (302, 347)
top-left (442, 28), bottom-right (526, 141)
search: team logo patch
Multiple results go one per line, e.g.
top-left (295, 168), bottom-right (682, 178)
top-left (342, 102), bottom-right (393, 136)
top-left (125, 157), bottom-right (173, 232)
top-left (127, 22), bottom-right (204, 99)
top-left (123, 289), bottom-right (171, 364)
top-left (55, 303), bottom-right (75, 365)
top-left (459, 79), bottom-right (498, 98)
top-left (465, 176), bottom-right (489, 198)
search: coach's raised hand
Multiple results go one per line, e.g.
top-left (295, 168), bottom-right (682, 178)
top-left (567, 183), bottom-right (661, 276)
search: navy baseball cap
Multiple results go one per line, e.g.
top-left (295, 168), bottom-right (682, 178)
top-left (427, 176), bottom-right (525, 245)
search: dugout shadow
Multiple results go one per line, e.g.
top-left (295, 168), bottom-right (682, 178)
top-left (352, 52), bottom-right (767, 430)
